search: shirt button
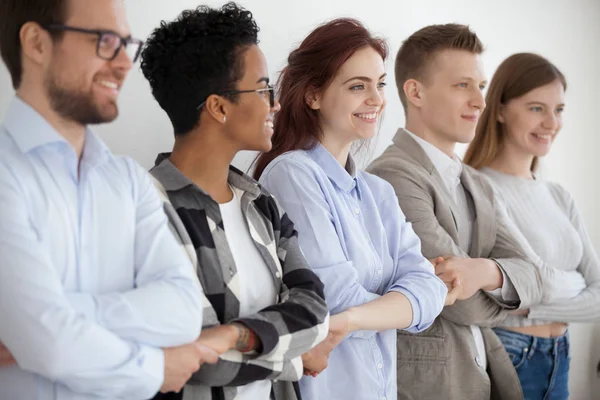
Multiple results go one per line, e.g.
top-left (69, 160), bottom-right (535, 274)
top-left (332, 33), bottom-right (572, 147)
top-left (275, 271), bottom-right (281, 279)
top-left (354, 208), bottom-right (360, 215)
top-left (382, 397), bottom-right (387, 400)
top-left (475, 356), bottom-right (483, 367)
top-left (377, 269), bottom-right (383, 275)
top-left (377, 363), bottom-right (383, 369)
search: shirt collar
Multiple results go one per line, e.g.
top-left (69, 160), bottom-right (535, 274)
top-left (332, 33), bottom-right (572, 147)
top-left (3, 96), bottom-right (110, 166)
top-left (151, 152), bottom-right (263, 199)
top-left (307, 143), bottom-right (358, 194)
top-left (404, 129), bottom-right (462, 189)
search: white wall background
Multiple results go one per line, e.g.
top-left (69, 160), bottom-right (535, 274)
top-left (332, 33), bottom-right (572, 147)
top-left (1, 0), bottom-right (599, 398)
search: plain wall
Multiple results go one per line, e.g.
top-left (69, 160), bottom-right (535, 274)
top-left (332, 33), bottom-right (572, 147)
top-left (1, 0), bottom-right (599, 398)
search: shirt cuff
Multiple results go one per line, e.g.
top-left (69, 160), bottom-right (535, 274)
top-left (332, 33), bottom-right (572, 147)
top-left (393, 288), bottom-right (420, 332)
top-left (139, 344), bottom-right (165, 399)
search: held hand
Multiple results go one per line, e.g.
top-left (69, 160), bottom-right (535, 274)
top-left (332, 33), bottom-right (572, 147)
top-left (0, 341), bottom-right (16, 367)
top-left (196, 325), bottom-right (238, 355)
top-left (435, 257), bottom-right (501, 300)
top-left (160, 341), bottom-right (219, 393)
top-left (428, 256), bottom-right (446, 267)
top-left (444, 277), bottom-right (462, 306)
top-left (302, 312), bottom-right (350, 376)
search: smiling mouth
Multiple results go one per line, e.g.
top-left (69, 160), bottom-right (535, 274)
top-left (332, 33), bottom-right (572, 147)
top-left (95, 79), bottom-right (120, 91)
top-left (353, 112), bottom-right (378, 122)
top-left (532, 133), bottom-right (552, 140)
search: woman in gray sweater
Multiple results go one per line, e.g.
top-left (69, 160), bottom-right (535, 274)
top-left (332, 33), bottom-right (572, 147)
top-left (464, 53), bottom-right (600, 400)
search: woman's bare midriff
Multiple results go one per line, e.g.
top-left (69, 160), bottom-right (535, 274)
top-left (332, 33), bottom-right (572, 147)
top-left (501, 323), bottom-right (568, 338)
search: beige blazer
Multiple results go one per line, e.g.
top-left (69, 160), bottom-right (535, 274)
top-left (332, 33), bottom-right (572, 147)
top-left (367, 129), bottom-right (545, 400)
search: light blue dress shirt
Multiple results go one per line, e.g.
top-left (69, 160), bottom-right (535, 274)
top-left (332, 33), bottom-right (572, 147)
top-left (0, 97), bottom-right (204, 400)
top-left (259, 144), bottom-right (447, 400)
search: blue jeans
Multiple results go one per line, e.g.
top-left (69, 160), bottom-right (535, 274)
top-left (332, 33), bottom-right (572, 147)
top-left (494, 328), bottom-right (570, 400)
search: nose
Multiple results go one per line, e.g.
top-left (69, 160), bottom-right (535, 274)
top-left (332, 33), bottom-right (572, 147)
top-left (366, 86), bottom-right (385, 107)
top-left (470, 87), bottom-right (486, 111)
top-left (110, 44), bottom-right (134, 74)
top-left (542, 111), bottom-right (559, 131)
top-left (271, 98), bottom-right (281, 113)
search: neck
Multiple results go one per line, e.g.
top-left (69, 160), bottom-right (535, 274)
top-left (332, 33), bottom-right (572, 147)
top-left (320, 131), bottom-right (353, 167)
top-left (405, 114), bottom-right (456, 157)
top-left (16, 85), bottom-right (86, 159)
top-left (488, 145), bottom-right (535, 179)
top-left (169, 126), bottom-right (237, 203)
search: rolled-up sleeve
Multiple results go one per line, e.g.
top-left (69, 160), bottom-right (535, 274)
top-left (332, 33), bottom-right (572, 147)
top-left (378, 182), bottom-right (447, 332)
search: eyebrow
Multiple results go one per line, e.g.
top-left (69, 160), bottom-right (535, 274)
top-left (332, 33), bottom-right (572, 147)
top-left (256, 77), bottom-right (270, 85)
top-left (458, 77), bottom-right (488, 85)
top-left (342, 73), bottom-right (387, 85)
top-left (525, 101), bottom-right (566, 107)
top-left (88, 26), bottom-right (132, 39)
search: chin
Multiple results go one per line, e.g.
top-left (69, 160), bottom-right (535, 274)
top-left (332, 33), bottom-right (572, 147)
top-left (357, 128), bottom-right (377, 141)
top-left (454, 129), bottom-right (477, 144)
top-left (97, 102), bottom-right (119, 123)
top-left (531, 147), bottom-right (552, 158)
top-left (254, 141), bottom-right (272, 153)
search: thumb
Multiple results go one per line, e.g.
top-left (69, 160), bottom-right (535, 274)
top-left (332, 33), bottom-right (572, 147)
top-left (197, 343), bottom-right (220, 364)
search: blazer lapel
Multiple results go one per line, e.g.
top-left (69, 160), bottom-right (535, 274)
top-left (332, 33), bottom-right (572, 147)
top-left (393, 129), bottom-right (461, 241)
top-left (460, 168), bottom-right (495, 257)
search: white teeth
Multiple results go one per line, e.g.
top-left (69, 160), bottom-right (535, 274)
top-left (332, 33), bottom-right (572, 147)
top-left (354, 112), bottom-right (378, 120)
top-left (265, 121), bottom-right (274, 129)
top-left (533, 133), bottom-right (552, 140)
top-left (97, 80), bottom-right (118, 90)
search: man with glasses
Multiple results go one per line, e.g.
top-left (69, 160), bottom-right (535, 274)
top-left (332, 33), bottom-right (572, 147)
top-left (0, 0), bottom-right (217, 399)
top-left (140, 3), bottom-right (330, 400)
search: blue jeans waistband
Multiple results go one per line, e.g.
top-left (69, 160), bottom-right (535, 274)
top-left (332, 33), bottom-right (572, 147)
top-left (493, 327), bottom-right (569, 354)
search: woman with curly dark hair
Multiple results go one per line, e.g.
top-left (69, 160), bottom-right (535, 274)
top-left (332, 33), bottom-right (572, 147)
top-left (141, 3), bottom-right (330, 400)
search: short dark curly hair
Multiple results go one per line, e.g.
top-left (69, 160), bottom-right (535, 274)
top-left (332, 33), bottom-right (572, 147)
top-left (140, 2), bottom-right (259, 135)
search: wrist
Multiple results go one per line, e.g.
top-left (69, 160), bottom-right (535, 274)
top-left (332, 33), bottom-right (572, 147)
top-left (344, 309), bottom-right (359, 333)
top-left (229, 322), bottom-right (257, 353)
top-left (481, 259), bottom-right (503, 291)
top-left (225, 323), bottom-right (241, 351)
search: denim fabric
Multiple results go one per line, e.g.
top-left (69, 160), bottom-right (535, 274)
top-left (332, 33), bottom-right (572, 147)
top-left (494, 328), bottom-right (570, 400)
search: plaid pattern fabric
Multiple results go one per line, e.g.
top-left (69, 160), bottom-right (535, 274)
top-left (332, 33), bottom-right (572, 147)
top-left (150, 154), bottom-right (329, 400)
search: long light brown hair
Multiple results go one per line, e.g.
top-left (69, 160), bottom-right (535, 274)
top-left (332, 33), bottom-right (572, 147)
top-left (464, 53), bottom-right (566, 172)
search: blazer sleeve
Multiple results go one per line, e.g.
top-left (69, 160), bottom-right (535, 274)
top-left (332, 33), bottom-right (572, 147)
top-left (366, 165), bottom-right (512, 327)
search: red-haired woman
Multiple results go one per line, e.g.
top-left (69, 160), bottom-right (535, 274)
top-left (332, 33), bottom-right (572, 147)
top-left (254, 19), bottom-right (450, 400)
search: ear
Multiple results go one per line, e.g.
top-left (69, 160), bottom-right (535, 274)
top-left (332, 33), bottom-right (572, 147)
top-left (204, 94), bottom-right (228, 125)
top-left (20, 22), bottom-right (51, 67)
top-left (403, 79), bottom-right (423, 108)
top-left (497, 104), bottom-right (506, 124)
top-left (305, 89), bottom-right (321, 110)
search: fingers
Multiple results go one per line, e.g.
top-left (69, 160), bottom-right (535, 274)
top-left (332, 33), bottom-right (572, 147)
top-left (444, 278), bottom-right (462, 306)
top-left (437, 270), bottom-right (460, 285)
top-left (196, 343), bottom-right (220, 365)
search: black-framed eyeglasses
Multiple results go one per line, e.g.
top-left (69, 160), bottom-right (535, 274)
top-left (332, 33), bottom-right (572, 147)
top-left (42, 24), bottom-right (144, 63)
top-left (196, 85), bottom-right (275, 110)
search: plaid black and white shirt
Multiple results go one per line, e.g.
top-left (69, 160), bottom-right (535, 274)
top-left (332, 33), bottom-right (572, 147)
top-left (150, 154), bottom-right (329, 400)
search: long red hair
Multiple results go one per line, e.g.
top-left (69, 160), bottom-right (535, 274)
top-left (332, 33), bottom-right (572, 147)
top-left (252, 18), bottom-right (388, 179)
